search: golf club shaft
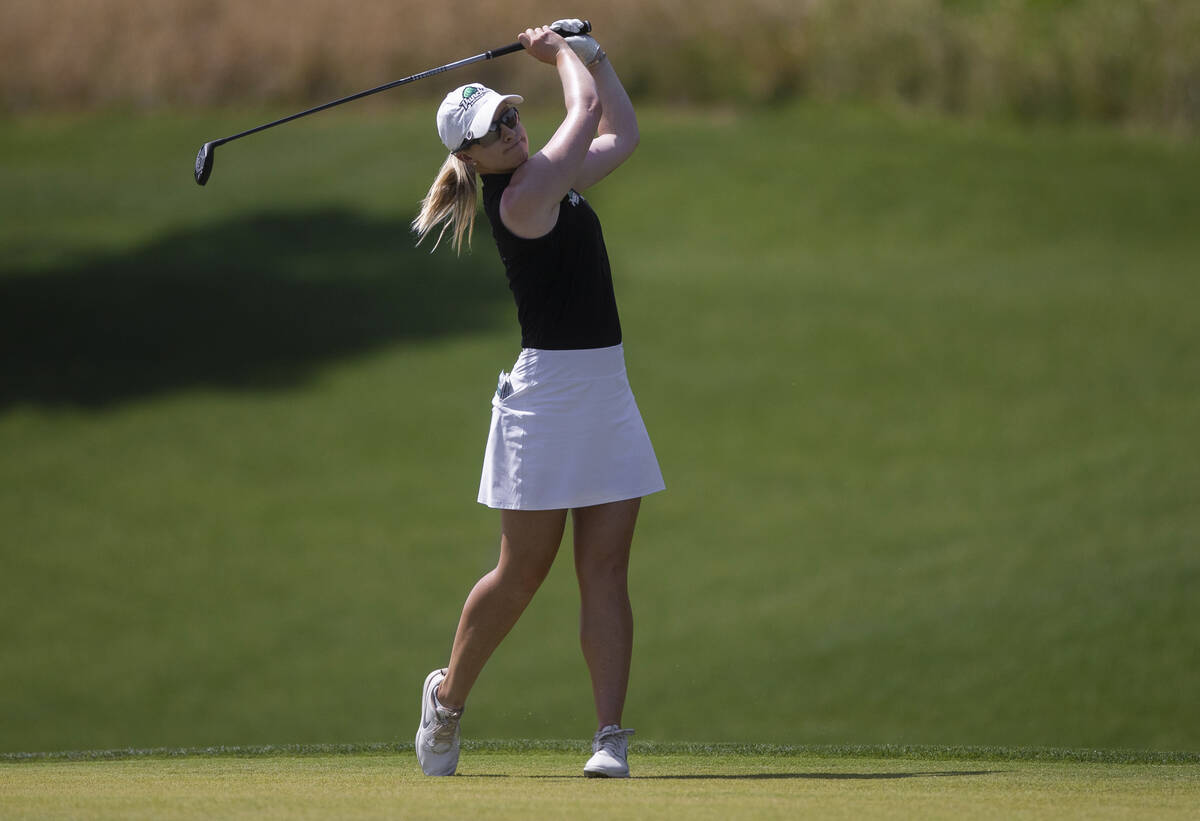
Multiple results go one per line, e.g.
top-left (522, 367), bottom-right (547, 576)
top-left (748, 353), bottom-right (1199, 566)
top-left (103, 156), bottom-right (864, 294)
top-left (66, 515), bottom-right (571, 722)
top-left (211, 42), bottom-right (525, 150)
top-left (195, 20), bottom-right (589, 184)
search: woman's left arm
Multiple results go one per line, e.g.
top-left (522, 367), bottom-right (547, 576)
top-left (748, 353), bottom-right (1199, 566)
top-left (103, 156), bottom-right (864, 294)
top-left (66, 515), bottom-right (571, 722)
top-left (573, 56), bottom-right (640, 191)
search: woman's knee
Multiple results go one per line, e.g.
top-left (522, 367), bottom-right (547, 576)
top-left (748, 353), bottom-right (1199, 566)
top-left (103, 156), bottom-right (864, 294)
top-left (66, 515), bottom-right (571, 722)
top-left (576, 557), bottom-right (629, 598)
top-left (496, 557), bottom-right (554, 599)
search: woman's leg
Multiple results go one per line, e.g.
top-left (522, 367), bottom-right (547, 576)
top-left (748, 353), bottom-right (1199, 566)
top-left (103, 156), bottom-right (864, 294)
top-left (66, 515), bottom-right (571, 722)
top-left (437, 508), bottom-right (568, 709)
top-left (572, 498), bottom-right (641, 729)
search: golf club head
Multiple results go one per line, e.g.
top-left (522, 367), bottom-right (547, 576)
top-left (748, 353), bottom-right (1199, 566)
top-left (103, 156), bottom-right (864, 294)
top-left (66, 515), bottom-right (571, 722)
top-left (194, 142), bottom-right (214, 186)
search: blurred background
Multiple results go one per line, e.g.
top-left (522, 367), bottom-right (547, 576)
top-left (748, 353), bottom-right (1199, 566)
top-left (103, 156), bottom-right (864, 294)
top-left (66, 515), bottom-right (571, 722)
top-left (4, 0), bottom-right (1200, 127)
top-left (1, 0), bottom-right (1197, 754)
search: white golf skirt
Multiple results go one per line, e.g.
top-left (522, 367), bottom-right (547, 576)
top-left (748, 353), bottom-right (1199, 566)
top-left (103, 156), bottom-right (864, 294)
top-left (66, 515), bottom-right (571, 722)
top-left (478, 344), bottom-right (665, 510)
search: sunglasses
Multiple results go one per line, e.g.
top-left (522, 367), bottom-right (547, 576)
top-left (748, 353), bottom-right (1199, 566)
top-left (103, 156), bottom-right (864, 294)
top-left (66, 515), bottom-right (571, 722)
top-left (458, 107), bottom-right (519, 151)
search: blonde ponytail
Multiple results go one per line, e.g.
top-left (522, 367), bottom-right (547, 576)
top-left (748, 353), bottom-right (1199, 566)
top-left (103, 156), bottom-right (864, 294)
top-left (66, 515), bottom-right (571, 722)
top-left (412, 154), bottom-right (478, 255)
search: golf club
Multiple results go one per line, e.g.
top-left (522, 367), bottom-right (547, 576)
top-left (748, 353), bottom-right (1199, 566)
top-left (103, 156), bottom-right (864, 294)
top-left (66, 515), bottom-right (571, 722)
top-left (194, 20), bottom-right (590, 185)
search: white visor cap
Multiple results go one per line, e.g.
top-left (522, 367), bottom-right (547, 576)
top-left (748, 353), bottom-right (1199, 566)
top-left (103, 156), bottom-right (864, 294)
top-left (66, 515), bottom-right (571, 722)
top-left (437, 83), bottom-right (524, 153)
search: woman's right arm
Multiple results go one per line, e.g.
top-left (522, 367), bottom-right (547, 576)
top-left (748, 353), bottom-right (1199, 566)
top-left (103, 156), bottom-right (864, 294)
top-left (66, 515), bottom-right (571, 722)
top-left (500, 27), bottom-right (601, 239)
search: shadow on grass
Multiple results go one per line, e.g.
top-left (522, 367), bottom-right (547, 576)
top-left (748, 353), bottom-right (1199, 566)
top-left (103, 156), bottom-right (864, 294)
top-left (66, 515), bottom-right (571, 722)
top-left (637, 770), bottom-right (1001, 780)
top-left (0, 208), bottom-right (510, 409)
top-left (518, 770), bottom-right (1000, 781)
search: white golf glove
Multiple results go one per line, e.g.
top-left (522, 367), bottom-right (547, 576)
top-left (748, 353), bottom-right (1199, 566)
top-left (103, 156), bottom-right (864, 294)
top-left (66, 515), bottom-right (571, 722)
top-left (550, 18), bottom-right (605, 67)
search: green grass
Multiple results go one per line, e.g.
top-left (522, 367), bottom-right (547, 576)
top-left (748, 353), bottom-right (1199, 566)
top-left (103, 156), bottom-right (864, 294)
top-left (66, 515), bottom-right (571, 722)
top-left (1, 103), bottom-right (1198, 754)
top-left (3, 744), bottom-right (1199, 820)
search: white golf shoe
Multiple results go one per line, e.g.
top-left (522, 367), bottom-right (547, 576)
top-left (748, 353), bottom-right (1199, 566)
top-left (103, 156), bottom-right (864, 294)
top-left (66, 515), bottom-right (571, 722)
top-left (415, 668), bottom-right (462, 776)
top-left (584, 725), bottom-right (634, 778)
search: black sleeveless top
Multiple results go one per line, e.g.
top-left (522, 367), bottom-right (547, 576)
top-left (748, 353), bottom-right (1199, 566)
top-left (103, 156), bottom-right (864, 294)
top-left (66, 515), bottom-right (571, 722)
top-left (480, 173), bottom-right (622, 350)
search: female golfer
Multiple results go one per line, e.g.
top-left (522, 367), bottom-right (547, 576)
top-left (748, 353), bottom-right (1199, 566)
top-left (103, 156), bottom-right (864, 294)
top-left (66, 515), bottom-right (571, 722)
top-left (411, 22), bottom-right (664, 778)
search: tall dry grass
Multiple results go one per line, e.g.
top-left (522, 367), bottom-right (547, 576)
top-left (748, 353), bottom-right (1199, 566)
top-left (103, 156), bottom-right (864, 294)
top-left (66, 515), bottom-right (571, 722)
top-left (2, 0), bottom-right (1197, 129)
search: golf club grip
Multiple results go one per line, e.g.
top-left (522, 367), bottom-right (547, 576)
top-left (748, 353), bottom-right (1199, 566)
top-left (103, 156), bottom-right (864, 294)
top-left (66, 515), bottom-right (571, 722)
top-left (489, 20), bottom-right (591, 58)
top-left (488, 43), bottom-right (525, 59)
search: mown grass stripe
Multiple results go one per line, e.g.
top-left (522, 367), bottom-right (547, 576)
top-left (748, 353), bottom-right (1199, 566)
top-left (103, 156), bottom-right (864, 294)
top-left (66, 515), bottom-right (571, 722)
top-left (3, 741), bottom-right (1196, 765)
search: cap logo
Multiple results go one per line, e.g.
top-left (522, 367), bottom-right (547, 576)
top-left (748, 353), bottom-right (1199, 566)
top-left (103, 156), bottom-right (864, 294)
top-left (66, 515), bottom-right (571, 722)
top-left (458, 85), bottom-right (488, 113)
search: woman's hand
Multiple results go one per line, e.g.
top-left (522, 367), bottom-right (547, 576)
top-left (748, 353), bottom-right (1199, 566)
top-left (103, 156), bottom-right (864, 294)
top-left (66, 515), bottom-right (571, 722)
top-left (519, 26), bottom-right (570, 65)
top-left (549, 19), bottom-right (604, 67)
